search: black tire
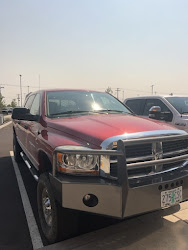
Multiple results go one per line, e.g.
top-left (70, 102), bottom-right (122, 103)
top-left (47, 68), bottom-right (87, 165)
top-left (37, 173), bottom-right (79, 243)
top-left (13, 134), bottom-right (22, 162)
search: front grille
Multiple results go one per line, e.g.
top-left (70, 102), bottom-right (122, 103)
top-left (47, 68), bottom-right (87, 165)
top-left (110, 138), bottom-right (188, 179)
top-left (163, 161), bottom-right (185, 171)
top-left (163, 140), bottom-right (188, 153)
top-left (126, 143), bottom-right (152, 158)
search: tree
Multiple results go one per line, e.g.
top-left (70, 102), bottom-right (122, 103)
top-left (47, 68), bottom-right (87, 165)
top-left (10, 99), bottom-right (17, 108)
top-left (105, 87), bottom-right (113, 95)
top-left (7, 99), bottom-right (17, 107)
top-left (0, 93), bottom-right (5, 109)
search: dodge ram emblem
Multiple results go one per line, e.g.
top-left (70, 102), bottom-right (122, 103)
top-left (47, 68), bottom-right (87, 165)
top-left (155, 152), bottom-right (163, 160)
top-left (153, 142), bottom-right (163, 172)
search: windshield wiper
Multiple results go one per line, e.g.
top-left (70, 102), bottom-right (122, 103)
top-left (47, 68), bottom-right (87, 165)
top-left (50, 110), bottom-right (90, 116)
top-left (181, 112), bottom-right (188, 114)
top-left (92, 109), bottom-right (131, 114)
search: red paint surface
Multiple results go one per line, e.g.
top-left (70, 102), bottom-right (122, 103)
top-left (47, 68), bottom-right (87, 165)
top-left (45, 113), bottom-right (176, 148)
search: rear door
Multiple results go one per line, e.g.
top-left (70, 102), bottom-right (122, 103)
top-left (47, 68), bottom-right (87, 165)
top-left (125, 99), bottom-right (146, 115)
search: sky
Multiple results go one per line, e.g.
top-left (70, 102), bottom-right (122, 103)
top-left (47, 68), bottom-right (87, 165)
top-left (1, 0), bottom-right (188, 104)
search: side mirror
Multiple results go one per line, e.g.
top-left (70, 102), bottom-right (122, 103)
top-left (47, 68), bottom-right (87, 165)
top-left (149, 106), bottom-right (161, 120)
top-left (149, 106), bottom-right (173, 122)
top-left (12, 107), bottom-right (38, 121)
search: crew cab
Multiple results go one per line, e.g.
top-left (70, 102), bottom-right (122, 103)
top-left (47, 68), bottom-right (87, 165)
top-left (12, 89), bottom-right (188, 243)
top-left (124, 95), bottom-right (188, 132)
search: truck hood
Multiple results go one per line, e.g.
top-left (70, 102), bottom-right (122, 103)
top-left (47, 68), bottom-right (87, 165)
top-left (46, 113), bottom-right (180, 148)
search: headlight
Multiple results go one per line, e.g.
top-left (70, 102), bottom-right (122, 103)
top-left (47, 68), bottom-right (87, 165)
top-left (56, 152), bottom-right (99, 175)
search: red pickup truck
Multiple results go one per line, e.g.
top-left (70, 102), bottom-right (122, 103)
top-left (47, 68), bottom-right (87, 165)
top-left (12, 89), bottom-right (188, 243)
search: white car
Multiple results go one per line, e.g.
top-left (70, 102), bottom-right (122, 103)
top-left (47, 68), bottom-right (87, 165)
top-left (124, 95), bottom-right (188, 132)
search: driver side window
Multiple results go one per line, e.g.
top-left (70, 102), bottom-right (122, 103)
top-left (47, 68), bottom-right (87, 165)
top-left (30, 94), bottom-right (40, 116)
top-left (143, 99), bottom-right (171, 116)
top-left (24, 95), bottom-right (35, 110)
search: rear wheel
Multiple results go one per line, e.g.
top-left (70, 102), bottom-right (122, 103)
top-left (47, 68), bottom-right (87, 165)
top-left (13, 134), bottom-right (22, 162)
top-left (37, 173), bottom-right (79, 243)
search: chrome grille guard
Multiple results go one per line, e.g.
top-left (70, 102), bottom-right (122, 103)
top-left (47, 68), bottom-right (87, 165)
top-left (53, 133), bottom-right (188, 185)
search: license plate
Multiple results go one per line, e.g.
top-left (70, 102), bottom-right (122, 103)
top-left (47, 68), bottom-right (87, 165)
top-left (161, 186), bottom-right (182, 208)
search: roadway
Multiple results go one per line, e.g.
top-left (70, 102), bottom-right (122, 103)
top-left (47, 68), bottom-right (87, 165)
top-left (0, 122), bottom-right (33, 249)
top-left (1, 122), bottom-right (188, 250)
top-left (0, 122), bottom-right (118, 250)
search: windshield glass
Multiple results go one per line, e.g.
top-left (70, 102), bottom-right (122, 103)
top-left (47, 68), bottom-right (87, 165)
top-left (165, 97), bottom-right (188, 114)
top-left (46, 90), bottom-right (131, 117)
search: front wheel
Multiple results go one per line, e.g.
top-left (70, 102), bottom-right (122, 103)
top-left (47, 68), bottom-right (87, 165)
top-left (37, 173), bottom-right (79, 243)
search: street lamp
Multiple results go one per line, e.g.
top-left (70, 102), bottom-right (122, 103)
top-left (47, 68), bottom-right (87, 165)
top-left (151, 84), bottom-right (154, 95)
top-left (19, 75), bottom-right (22, 106)
top-left (0, 86), bottom-right (4, 95)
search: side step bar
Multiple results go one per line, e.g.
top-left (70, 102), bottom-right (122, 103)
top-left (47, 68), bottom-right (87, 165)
top-left (20, 152), bottom-right (39, 181)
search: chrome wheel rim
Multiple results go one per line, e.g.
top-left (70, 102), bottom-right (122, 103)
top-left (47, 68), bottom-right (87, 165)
top-left (42, 188), bottom-right (52, 227)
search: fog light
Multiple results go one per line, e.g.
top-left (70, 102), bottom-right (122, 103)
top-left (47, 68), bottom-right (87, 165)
top-left (83, 194), bottom-right (98, 207)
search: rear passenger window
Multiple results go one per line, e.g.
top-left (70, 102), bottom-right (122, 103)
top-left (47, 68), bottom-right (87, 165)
top-left (143, 99), bottom-right (170, 116)
top-left (125, 99), bottom-right (145, 115)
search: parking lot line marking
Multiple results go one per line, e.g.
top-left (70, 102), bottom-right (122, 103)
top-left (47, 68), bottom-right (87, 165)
top-left (0, 121), bottom-right (12, 130)
top-left (10, 151), bottom-right (44, 250)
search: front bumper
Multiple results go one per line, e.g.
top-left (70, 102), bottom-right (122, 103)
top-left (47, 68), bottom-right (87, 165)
top-left (50, 164), bottom-right (188, 219)
top-left (50, 136), bottom-right (188, 219)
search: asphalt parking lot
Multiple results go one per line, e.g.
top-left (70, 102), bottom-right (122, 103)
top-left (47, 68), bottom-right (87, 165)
top-left (0, 122), bottom-right (118, 250)
top-left (0, 122), bottom-right (33, 249)
top-left (1, 122), bottom-right (188, 250)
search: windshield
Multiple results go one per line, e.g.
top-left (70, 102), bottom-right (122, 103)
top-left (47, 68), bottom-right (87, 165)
top-left (165, 97), bottom-right (188, 114)
top-left (46, 90), bottom-right (131, 117)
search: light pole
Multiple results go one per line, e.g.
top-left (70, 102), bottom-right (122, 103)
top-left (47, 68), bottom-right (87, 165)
top-left (151, 84), bottom-right (154, 95)
top-left (19, 75), bottom-right (22, 106)
top-left (115, 88), bottom-right (121, 99)
top-left (0, 86), bottom-right (4, 95)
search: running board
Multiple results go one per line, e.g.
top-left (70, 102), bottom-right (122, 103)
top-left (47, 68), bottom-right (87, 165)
top-left (20, 152), bottom-right (39, 181)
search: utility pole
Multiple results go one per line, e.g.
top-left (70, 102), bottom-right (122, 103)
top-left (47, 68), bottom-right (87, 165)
top-left (115, 88), bottom-right (121, 99)
top-left (17, 94), bottom-right (20, 107)
top-left (0, 86), bottom-right (4, 94)
top-left (151, 84), bottom-right (154, 95)
top-left (122, 90), bottom-right (125, 101)
top-left (27, 85), bottom-right (30, 94)
top-left (19, 75), bottom-right (22, 107)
